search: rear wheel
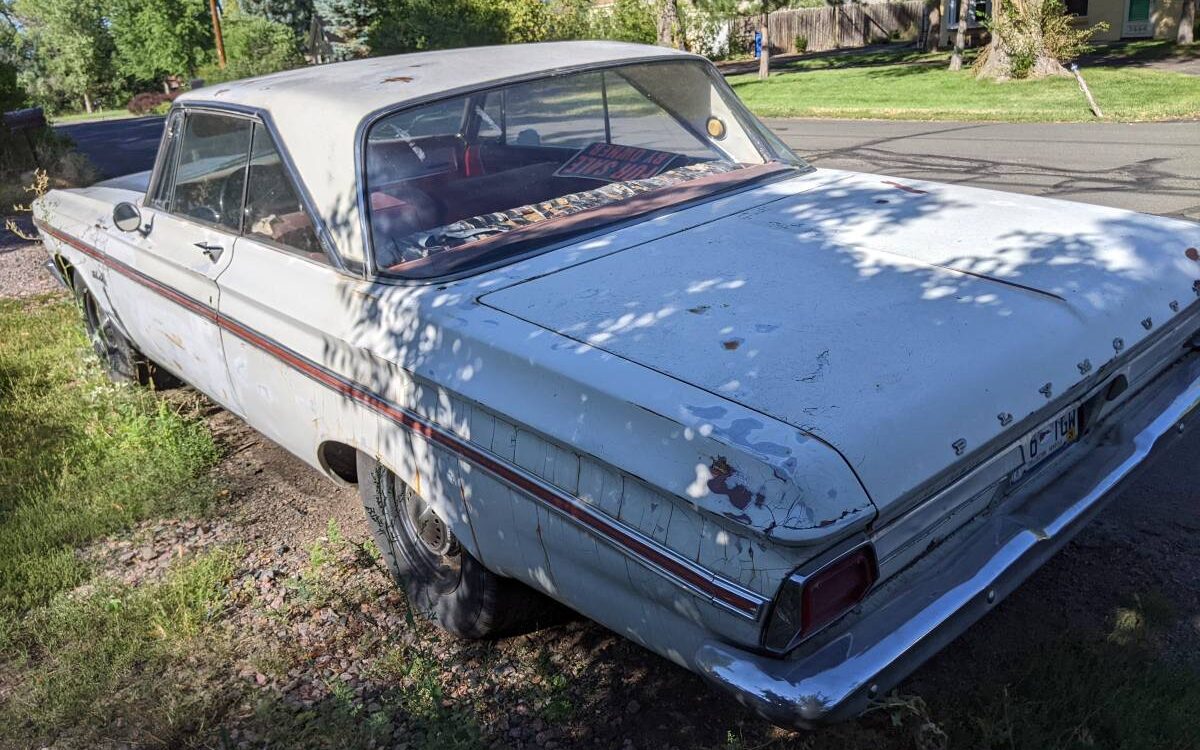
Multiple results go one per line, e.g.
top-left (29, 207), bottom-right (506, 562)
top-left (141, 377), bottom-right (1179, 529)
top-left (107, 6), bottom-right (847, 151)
top-left (356, 452), bottom-right (558, 638)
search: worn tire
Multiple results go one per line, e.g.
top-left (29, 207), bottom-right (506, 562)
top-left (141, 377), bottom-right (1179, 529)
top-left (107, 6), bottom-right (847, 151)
top-left (356, 452), bottom-right (559, 638)
top-left (71, 276), bottom-right (181, 388)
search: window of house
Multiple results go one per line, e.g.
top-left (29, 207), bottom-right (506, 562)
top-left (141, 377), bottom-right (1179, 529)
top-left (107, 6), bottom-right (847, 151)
top-left (947, 0), bottom-right (991, 27)
top-left (242, 125), bottom-right (324, 260)
top-left (1065, 0), bottom-right (1088, 15)
top-left (171, 112), bottom-right (253, 231)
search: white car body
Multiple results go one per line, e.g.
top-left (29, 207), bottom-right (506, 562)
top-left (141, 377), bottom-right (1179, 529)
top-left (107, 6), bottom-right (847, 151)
top-left (33, 42), bottom-right (1200, 728)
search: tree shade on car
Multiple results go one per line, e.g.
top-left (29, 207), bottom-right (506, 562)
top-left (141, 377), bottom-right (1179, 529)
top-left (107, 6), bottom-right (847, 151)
top-left (362, 59), bottom-right (806, 279)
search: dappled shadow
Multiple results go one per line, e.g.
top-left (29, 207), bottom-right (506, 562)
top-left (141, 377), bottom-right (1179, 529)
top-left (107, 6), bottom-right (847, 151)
top-left (800, 135), bottom-right (1200, 222)
top-left (1077, 40), bottom-right (1200, 73)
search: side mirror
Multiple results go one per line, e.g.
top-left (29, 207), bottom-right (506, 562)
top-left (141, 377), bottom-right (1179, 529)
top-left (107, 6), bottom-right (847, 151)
top-left (113, 202), bottom-right (144, 233)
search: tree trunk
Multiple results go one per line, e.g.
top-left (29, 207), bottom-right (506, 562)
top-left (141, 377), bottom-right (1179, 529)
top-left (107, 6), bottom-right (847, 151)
top-left (163, 79), bottom-right (171, 94)
top-left (657, 0), bottom-right (681, 49)
top-left (758, 12), bottom-right (770, 80)
top-left (82, 91), bottom-right (93, 114)
top-left (925, 3), bottom-right (941, 51)
top-left (1180, 0), bottom-right (1196, 44)
top-left (949, 0), bottom-right (970, 70)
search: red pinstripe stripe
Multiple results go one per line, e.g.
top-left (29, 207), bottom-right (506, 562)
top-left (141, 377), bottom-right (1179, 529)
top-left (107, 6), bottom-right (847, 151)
top-left (38, 222), bottom-right (761, 616)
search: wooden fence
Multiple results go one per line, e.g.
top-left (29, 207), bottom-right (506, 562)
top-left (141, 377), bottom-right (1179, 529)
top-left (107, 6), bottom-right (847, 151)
top-left (730, 1), bottom-right (928, 55)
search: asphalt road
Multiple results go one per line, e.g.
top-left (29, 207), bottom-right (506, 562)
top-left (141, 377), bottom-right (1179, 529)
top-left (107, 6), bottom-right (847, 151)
top-left (56, 115), bottom-right (164, 180)
top-left (766, 118), bottom-right (1200, 222)
top-left (60, 115), bottom-right (1200, 224)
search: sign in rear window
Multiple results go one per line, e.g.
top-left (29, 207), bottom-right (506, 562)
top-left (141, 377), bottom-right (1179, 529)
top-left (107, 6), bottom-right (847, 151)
top-left (554, 142), bottom-right (677, 182)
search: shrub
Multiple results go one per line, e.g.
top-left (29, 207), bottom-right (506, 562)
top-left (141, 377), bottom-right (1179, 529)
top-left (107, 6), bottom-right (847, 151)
top-left (588, 0), bottom-right (656, 44)
top-left (126, 91), bottom-right (177, 115)
top-left (795, 35), bottom-right (808, 53)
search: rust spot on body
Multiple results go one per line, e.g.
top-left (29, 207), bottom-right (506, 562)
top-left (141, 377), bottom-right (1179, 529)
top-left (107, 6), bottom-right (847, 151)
top-left (722, 338), bottom-right (742, 350)
top-left (1186, 247), bottom-right (1199, 262)
top-left (383, 76), bottom-right (414, 83)
top-left (707, 456), bottom-right (763, 510)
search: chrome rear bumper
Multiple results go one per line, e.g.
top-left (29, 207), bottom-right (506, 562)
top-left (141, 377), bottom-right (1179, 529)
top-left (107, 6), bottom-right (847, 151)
top-left (695, 352), bottom-right (1200, 729)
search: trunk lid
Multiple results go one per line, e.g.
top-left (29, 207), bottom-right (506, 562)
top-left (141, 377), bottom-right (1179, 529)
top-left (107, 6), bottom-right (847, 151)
top-left (481, 169), bottom-right (1200, 508)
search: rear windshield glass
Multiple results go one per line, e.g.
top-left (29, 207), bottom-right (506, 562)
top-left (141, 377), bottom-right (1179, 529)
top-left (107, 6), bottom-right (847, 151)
top-left (363, 60), bottom-right (804, 279)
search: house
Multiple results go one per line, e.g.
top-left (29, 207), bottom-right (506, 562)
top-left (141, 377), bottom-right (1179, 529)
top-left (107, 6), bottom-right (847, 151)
top-left (938, 0), bottom-right (1190, 47)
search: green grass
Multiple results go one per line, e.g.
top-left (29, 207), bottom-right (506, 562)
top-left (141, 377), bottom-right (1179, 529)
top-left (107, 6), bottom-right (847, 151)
top-left (1, 551), bottom-right (238, 744)
top-left (0, 297), bottom-right (218, 623)
top-left (49, 108), bottom-right (138, 125)
top-left (0, 295), bottom-right (230, 745)
top-left (731, 48), bottom-right (1200, 122)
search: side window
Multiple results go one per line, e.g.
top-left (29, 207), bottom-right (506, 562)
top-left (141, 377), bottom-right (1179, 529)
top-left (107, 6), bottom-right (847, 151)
top-left (501, 72), bottom-right (605, 148)
top-left (172, 112), bottom-right (253, 231)
top-left (243, 125), bottom-right (324, 260)
top-left (147, 110), bottom-right (183, 210)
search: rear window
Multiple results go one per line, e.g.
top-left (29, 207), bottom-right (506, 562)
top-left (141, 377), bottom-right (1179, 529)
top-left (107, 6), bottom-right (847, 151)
top-left (363, 60), bottom-right (804, 279)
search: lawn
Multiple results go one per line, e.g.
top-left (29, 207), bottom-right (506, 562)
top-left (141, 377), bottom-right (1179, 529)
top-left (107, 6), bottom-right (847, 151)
top-left (49, 108), bottom-right (137, 125)
top-left (0, 295), bottom-right (226, 743)
top-left (730, 47), bottom-right (1200, 122)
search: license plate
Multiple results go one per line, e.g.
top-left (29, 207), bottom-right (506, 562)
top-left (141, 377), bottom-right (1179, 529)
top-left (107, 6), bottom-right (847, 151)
top-left (1014, 405), bottom-right (1079, 480)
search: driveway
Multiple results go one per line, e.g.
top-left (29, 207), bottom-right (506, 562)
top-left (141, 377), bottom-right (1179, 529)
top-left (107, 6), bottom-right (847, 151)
top-left (766, 118), bottom-right (1200, 222)
top-left (55, 115), bottom-right (164, 179)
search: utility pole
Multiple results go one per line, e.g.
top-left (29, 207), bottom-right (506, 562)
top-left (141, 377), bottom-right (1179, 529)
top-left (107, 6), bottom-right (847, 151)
top-left (210, 0), bottom-right (227, 69)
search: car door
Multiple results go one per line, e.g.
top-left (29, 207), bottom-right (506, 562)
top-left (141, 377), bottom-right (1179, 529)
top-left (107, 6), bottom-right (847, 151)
top-left (216, 121), bottom-right (371, 465)
top-left (116, 107), bottom-right (253, 412)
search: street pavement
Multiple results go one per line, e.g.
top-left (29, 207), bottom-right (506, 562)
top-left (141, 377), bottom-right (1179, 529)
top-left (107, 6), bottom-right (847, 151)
top-left (58, 115), bottom-right (1199, 223)
top-left (767, 118), bottom-right (1200, 222)
top-left (56, 115), bottom-right (165, 180)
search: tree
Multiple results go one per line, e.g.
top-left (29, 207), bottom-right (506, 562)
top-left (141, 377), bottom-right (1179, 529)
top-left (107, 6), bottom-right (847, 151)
top-left (109, 0), bottom-right (212, 91)
top-left (1180, 0), bottom-right (1195, 45)
top-left (240, 0), bottom-right (315, 40)
top-left (658, 0), bottom-right (682, 48)
top-left (949, 0), bottom-right (971, 70)
top-left (312, 0), bottom-right (373, 59)
top-left (696, 0), bottom-right (789, 79)
top-left (545, 0), bottom-right (592, 40)
top-left (589, 0), bottom-right (657, 44)
top-left (13, 0), bottom-right (112, 112)
top-left (0, 5), bottom-right (27, 111)
top-left (974, 0), bottom-right (1106, 80)
top-left (198, 10), bottom-right (304, 82)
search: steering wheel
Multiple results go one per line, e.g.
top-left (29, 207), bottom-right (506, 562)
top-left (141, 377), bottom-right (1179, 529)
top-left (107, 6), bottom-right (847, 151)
top-left (217, 168), bottom-right (247, 227)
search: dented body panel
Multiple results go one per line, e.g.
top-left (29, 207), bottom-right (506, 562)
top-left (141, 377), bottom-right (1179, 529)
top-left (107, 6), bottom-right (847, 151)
top-left (31, 42), bottom-right (1200, 729)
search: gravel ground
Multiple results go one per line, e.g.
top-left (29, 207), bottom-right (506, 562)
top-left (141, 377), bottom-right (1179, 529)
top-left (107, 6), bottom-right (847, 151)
top-left (0, 219), bottom-right (59, 299)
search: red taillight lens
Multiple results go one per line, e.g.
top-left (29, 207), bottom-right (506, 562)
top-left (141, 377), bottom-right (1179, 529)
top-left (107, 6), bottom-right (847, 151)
top-left (799, 546), bottom-right (878, 637)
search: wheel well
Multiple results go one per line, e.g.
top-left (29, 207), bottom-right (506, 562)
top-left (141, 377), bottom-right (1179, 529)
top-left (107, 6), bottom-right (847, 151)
top-left (318, 441), bottom-right (359, 485)
top-left (55, 255), bottom-right (77, 289)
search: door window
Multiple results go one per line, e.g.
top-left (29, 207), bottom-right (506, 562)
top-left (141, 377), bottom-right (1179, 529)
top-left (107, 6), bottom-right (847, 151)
top-left (242, 125), bottom-right (324, 260)
top-left (147, 111), bottom-right (183, 210)
top-left (171, 112), bottom-right (253, 231)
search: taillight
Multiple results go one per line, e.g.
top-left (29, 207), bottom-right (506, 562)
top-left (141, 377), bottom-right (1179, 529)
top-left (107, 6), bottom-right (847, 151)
top-left (762, 545), bottom-right (878, 653)
top-left (800, 546), bottom-right (878, 636)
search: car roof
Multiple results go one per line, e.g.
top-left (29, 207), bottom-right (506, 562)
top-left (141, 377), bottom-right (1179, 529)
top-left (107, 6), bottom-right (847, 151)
top-left (174, 41), bottom-right (700, 267)
top-left (177, 41), bottom-right (695, 116)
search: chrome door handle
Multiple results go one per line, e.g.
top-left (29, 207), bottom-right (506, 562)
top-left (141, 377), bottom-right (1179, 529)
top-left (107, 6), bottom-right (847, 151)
top-left (194, 242), bottom-right (223, 262)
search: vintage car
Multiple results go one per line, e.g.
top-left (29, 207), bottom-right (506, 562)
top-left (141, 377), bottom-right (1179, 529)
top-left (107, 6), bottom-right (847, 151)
top-left (33, 42), bottom-right (1200, 728)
